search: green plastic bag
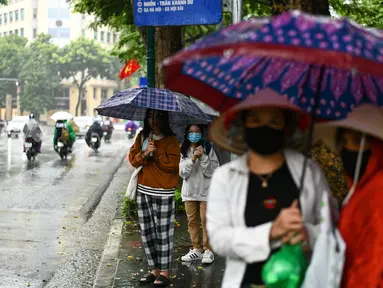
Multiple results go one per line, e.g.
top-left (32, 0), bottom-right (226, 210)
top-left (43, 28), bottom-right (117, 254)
top-left (261, 244), bottom-right (307, 288)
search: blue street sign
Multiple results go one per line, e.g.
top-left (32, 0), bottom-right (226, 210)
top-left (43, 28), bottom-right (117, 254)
top-left (139, 77), bottom-right (148, 87)
top-left (134, 0), bottom-right (222, 27)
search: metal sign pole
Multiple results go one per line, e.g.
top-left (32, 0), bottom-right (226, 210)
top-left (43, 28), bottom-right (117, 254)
top-left (232, 0), bottom-right (243, 24)
top-left (146, 27), bottom-right (156, 88)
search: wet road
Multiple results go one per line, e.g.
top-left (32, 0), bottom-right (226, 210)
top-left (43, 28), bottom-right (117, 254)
top-left (0, 128), bottom-right (130, 288)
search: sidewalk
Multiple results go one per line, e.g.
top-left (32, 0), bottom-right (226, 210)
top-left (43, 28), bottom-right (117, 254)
top-left (95, 201), bottom-right (225, 288)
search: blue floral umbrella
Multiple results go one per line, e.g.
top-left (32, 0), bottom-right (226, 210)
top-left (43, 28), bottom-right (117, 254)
top-left (96, 88), bottom-right (212, 125)
top-left (163, 10), bottom-right (383, 120)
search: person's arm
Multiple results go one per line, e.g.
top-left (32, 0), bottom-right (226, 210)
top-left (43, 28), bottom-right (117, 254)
top-left (128, 133), bottom-right (146, 168)
top-left (23, 123), bottom-right (27, 135)
top-left (207, 168), bottom-right (275, 263)
top-left (199, 148), bottom-right (220, 178)
top-left (179, 154), bottom-right (194, 179)
top-left (155, 137), bottom-right (181, 173)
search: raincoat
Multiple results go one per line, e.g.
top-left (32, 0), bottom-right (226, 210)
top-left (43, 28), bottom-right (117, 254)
top-left (125, 121), bottom-right (138, 132)
top-left (23, 119), bottom-right (43, 142)
top-left (69, 119), bottom-right (79, 134)
top-left (53, 120), bottom-right (76, 146)
top-left (339, 139), bottom-right (383, 288)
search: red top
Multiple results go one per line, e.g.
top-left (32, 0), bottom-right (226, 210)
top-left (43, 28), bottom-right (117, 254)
top-left (339, 140), bottom-right (383, 287)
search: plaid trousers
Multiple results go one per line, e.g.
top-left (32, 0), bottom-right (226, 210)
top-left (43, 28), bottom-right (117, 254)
top-left (136, 192), bottom-right (175, 270)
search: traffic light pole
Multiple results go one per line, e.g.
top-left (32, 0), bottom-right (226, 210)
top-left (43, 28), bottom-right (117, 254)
top-left (146, 27), bottom-right (156, 88)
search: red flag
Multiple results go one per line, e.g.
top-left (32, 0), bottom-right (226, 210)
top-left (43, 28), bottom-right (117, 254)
top-left (119, 60), bottom-right (140, 80)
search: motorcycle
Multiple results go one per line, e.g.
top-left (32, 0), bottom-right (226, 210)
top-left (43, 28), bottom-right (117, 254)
top-left (103, 127), bottom-right (112, 143)
top-left (90, 133), bottom-right (101, 151)
top-left (25, 138), bottom-right (37, 162)
top-left (126, 128), bottom-right (135, 140)
top-left (57, 140), bottom-right (68, 160)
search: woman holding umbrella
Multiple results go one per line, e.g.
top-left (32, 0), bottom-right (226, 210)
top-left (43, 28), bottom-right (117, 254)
top-left (206, 89), bottom-right (335, 288)
top-left (128, 109), bottom-right (180, 287)
top-left (316, 105), bottom-right (383, 287)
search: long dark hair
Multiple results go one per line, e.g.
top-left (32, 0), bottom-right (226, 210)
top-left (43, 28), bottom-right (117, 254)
top-left (142, 109), bottom-right (175, 139)
top-left (180, 124), bottom-right (205, 158)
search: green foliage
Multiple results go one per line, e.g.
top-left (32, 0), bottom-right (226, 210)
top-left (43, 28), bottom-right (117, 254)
top-left (58, 38), bottom-right (115, 115)
top-left (175, 188), bottom-right (185, 213)
top-left (122, 197), bottom-right (138, 219)
top-left (72, 0), bottom-right (271, 64)
top-left (0, 35), bottom-right (27, 106)
top-left (122, 189), bottom-right (185, 220)
top-left (19, 34), bottom-right (61, 117)
top-left (330, 0), bottom-right (383, 28)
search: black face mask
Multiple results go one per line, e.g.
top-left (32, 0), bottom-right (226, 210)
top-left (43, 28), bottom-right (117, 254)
top-left (244, 126), bottom-right (285, 156)
top-left (340, 148), bottom-right (371, 181)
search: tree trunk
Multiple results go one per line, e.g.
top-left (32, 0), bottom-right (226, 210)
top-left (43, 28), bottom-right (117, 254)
top-left (75, 72), bottom-right (85, 116)
top-left (155, 27), bottom-right (183, 87)
top-left (287, 0), bottom-right (330, 15)
top-left (75, 83), bottom-right (83, 116)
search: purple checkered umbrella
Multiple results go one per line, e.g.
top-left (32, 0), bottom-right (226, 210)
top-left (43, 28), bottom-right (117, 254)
top-left (96, 88), bottom-right (212, 125)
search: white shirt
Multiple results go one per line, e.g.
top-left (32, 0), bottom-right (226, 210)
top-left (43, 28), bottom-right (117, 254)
top-left (207, 149), bottom-right (338, 288)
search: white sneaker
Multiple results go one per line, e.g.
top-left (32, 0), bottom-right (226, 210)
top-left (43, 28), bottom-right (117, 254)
top-left (202, 250), bottom-right (214, 264)
top-left (181, 249), bottom-right (202, 262)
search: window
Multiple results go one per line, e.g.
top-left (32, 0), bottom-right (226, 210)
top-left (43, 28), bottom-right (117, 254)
top-left (48, 8), bottom-right (70, 19)
top-left (20, 8), bottom-right (24, 20)
top-left (101, 89), bottom-right (107, 100)
top-left (58, 28), bottom-right (70, 38)
top-left (20, 28), bottom-right (24, 37)
top-left (4, 13), bottom-right (7, 24)
top-left (113, 33), bottom-right (117, 43)
top-left (48, 28), bottom-right (58, 38)
top-left (101, 31), bottom-right (104, 42)
top-left (64, 88), bottom-right (70, 98)
top-left (54, 88), bottom-right (70, 110)
top-left (9, 30), bottom-right (12, 34)
top-left (15, 10), bottom-right (18, 21)
top-left (9, 11), bottom-right (13, 22)
top-left (93, 87), bottom-right (97, 100)
top-left (0, 15), bottom-right (2, 25)
top-left (93, 30), bottom-right (97, 40)
top-left (15, 29), bottom-right (18, 35)
top-left (81, 28), bottom-right (85, 37)
top-left (107, 32), bottom-right (111, 43)
top-left (33, 8), bottom-right (37, 19)
top-left (33, 28), bottom-right (37, 38)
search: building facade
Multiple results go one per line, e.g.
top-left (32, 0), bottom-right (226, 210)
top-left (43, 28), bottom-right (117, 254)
top-left (0, 0), bottom-right (120, 120)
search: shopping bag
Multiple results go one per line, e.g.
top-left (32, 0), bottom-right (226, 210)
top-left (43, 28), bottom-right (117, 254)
top-left (125, 166), bottom-right (142, 200)
top-left (301, 193), bottom-right (346, 288)
top-left (262, 244), bottom-right (307, 288)
top-left (125, 134), bottom-right (145, 200)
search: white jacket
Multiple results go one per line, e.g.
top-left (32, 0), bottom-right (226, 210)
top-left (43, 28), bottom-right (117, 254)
top-left (179, 148), bottom-right (219, 202)
top-left (207, 149), bottom-right (337, 288)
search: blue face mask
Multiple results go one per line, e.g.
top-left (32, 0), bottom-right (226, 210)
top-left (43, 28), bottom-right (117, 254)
top-left (188, 132), bottom-right (202, 143)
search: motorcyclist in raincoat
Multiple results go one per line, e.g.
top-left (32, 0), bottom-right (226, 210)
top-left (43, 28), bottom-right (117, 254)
top-left (53, 119), bottom-right (76, 153)
top-left (102, 117), bottom-right (114, 138)
top-left (85, 119), bottom-right (104, 147)
top-left (23, 114), bottom-right (43, 153)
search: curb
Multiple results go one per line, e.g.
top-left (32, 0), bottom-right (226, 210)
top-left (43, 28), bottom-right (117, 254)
top-left (80, 147), bottom-right (129, 220)
top-left (93, 218), bottom-right (125, 288)
top-left (92, 164), bottom-right (134, 288)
